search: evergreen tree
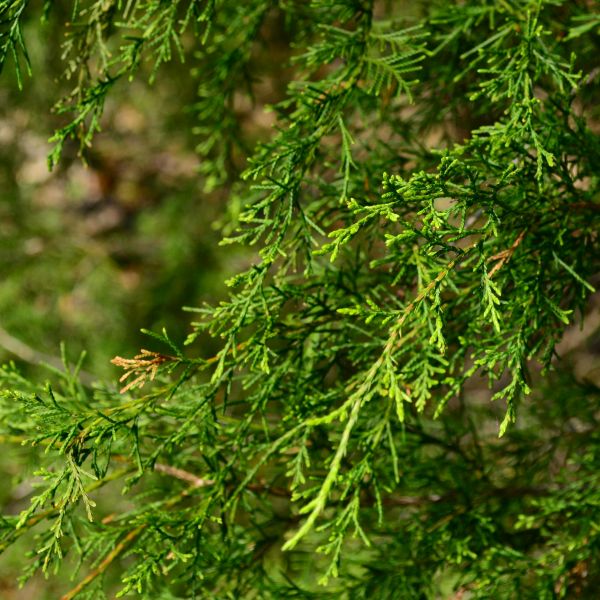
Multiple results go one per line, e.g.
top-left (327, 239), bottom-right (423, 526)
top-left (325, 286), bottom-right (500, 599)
top-left (1, 0), bottom-right (599, 597)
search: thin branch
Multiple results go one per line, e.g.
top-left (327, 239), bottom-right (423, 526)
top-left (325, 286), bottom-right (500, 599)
top-left (154, 462), bottom-right (214, 487)
top-left (0, 325), bottom-right (96, 386)
top-left (61, 479), bottom-right (212, 598)
top-left (61, 526), bottom-right (144, 600)
top-left (488, 230), bottom-right (526, 278)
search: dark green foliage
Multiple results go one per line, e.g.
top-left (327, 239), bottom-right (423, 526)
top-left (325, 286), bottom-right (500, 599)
top-left (0, 0), bottom-right (599, 597)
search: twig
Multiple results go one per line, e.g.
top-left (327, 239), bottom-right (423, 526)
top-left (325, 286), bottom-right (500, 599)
top-left (110, 340), bottom-right (249, 394)
top-left (61, 526), bottom-right (144, 600)
top-left (488, 230), bottom-right (525, 278)
top-left (0, 325), bottom-right (96, 386)
top-left (154, 462), bottom-right (214, 487)
top-left (383, 493), bottom-right (444, 506)
top-left (568, 201), bottom-right (600, 211)
top-left (61, 478), bottom-right (211, 599)
top-left (111, 350), bottom-right (176, 393)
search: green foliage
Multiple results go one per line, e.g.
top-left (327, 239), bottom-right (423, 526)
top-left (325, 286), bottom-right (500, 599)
top-left (1, 0), bottom-right (599, 597)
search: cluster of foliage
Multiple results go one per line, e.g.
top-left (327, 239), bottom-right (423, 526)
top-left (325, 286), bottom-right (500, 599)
top-left (1, 0), bottom-right (599, 597)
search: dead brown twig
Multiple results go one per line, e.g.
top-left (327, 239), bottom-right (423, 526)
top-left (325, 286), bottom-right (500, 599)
top-left (488, 230), bottom-right (526, 278)
top-left (111, 350), bottom-right (176, 393)
top-left (110, 340), bottom-right (252, 395)
top-left (154, 462), bottom-right (214, 488)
